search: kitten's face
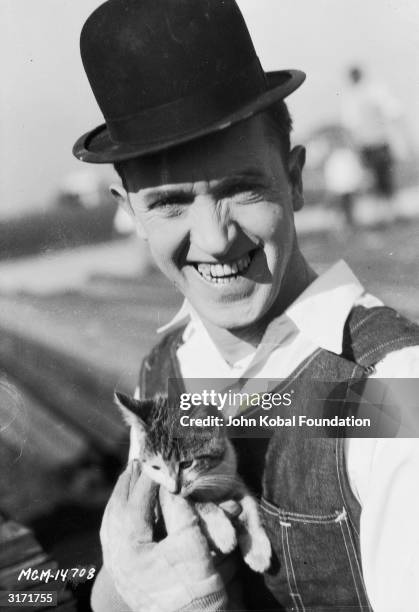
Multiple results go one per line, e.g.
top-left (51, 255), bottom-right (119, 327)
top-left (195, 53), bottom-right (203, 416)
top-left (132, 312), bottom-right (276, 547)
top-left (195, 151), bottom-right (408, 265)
top-left (115, 392), bottom-right (238, 500)
top-left (141, 441), bottom-right (237, 499)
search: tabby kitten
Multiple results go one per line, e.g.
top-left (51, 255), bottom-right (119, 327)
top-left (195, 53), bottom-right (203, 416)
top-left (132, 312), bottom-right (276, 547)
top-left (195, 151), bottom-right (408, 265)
top-left (115, 391), bottom-right (271, 572)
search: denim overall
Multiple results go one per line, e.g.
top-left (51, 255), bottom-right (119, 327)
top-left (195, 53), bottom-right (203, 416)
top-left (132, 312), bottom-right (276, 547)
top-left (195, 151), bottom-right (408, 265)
top-left (139, 306), bottom-right (419, 611)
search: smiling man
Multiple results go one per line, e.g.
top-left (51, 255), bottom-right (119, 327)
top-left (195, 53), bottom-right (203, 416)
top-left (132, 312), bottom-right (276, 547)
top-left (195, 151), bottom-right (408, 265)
top-left (73, 1), bottom-right (419, 611)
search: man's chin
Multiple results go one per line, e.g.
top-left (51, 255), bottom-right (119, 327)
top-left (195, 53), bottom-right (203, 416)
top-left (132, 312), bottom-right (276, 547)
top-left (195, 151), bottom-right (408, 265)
top-left (194, 302), bottom-right (265, 333)
top-left (183, 278), bottom-right (274, 332)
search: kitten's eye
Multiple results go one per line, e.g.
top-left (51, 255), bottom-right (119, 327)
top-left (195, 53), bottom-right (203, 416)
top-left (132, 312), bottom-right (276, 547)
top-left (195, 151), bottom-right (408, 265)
top-left (151, 465), bottom-right (161, 470)
top-left (180, 460), bottom-right (193, 470)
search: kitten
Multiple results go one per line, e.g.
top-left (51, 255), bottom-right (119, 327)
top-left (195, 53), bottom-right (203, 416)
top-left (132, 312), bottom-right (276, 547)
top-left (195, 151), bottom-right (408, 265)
top-left (115, 391), bottom-right (271, 573)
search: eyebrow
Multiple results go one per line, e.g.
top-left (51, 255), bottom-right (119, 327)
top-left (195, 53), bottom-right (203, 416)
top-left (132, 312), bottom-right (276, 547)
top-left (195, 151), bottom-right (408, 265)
top-left (142, 168), bottom-right (267, 203)
top-left (212, 169), bottom-right (268, 198)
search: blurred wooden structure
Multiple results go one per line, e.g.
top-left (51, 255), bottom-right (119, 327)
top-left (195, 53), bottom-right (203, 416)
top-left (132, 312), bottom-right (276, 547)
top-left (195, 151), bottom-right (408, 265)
top-left (0, 269), bottom-right (181, 523)
top-left (0, 268), bottom-right (180, 610)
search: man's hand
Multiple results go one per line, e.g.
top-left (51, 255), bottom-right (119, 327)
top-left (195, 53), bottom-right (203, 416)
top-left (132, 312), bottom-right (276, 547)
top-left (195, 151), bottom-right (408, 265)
top-left (96, 461), bottom-right (240, 612)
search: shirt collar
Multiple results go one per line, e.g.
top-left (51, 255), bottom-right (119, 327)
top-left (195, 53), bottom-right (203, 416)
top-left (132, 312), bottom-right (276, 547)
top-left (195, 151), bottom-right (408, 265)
top-left (157, 260), bottom-right (365, 355)
top-left (284, 260), bottom-right (365, 353)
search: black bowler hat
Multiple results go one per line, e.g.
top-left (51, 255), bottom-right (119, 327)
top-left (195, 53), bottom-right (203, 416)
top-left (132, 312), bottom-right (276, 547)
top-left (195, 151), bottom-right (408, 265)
top-left (73, 0), bottom-right (306, 164)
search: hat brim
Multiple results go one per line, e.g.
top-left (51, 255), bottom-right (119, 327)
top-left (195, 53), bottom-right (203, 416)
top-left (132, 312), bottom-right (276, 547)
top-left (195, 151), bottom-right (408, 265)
top-left (73, 69), bottom-right (305, 164)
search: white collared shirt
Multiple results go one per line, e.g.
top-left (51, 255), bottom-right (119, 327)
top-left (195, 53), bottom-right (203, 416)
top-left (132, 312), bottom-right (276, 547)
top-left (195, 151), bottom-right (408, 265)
top-left (132, 260), bottom-right (419, 611)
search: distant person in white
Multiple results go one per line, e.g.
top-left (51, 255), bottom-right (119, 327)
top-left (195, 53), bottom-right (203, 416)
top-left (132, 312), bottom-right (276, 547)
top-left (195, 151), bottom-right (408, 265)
top-left (340, 66), bottom-right (404, 204)
top-left (324, 143), bottom-right (365, 227)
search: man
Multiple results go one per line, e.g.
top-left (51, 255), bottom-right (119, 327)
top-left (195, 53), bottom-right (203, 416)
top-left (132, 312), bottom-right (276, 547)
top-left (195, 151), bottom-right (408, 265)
top-left (340, 67), bottom-right (403, 206)
top-left (73, 1), bottom-right (419, 610)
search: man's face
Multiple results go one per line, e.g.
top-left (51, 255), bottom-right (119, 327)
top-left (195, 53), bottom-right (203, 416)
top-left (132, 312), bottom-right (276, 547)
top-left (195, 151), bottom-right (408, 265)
top-left (117, 114), bottom-right (304, 331)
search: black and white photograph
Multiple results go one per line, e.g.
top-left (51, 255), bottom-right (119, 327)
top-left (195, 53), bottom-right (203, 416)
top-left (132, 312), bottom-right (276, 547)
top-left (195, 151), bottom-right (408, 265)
top-left (1, 1), bottom-right (419, 610)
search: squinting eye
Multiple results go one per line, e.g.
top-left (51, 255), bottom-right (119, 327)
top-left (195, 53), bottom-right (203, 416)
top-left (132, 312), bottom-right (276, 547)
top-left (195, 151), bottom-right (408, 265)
top-left (156, 199), bottom-right (181, 208)
top-left (151, 465), bottom-right (161, 470)
top-left (152, 194), bottom-right (193, 210)
top-left (150, 200), bottom-right (187, 219)
top-left (180, 460), bottom-right (193, 470)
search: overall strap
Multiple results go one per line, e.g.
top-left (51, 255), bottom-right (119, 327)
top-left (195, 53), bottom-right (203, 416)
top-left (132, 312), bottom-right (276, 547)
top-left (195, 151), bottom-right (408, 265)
top-left (139, 326), bottom-right (186, 399)
top-left (342, 305), bottom-right (419, 369)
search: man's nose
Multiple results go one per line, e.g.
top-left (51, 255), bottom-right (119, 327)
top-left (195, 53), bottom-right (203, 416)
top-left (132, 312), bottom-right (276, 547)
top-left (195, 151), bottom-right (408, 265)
top-left (189, 198), bottom-right (237, 257)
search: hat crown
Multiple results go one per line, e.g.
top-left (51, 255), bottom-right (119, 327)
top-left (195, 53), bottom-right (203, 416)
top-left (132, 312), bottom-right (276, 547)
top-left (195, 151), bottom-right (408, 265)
top-left (74, 0), bottom-right (305, 162)
top-left (81, 0), bottom-right (257, 121)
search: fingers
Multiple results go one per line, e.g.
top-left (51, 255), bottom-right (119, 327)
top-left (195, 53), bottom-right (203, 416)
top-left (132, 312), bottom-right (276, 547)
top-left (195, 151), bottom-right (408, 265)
top-left (129, 465), bottom-right (159, 525)
top-left (100, 463), bottom-right (137, 549)
top-left (159, 487), bottom-right (198, 534)
top-left (102, 461), bottom-right (158, 547)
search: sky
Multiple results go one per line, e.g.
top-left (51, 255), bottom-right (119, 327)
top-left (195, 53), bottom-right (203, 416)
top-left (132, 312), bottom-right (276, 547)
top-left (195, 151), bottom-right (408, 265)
top-left (1, 0), bottom-right (419, 216)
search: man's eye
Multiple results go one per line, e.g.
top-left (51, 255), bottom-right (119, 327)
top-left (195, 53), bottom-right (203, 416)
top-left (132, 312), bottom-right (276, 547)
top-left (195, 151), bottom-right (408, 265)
top-left (150, 197), bottom-right (190, 217)
top-left (151, 465), bottom-right (161, 470)
top-left (179, 460), bottom-right (193, 470)
top-left (157, 198), bottom-right (184, 206)
top-left (153, 195), bottom-right (192, 208)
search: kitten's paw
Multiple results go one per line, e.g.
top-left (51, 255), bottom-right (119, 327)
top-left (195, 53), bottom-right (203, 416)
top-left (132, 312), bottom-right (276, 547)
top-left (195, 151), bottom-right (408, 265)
top-left (243, 529), bottom-right (271, 573)
top-left (196, 502), bottom-right (237, 554)
top-left (210, 517), bottom-right (237, 554)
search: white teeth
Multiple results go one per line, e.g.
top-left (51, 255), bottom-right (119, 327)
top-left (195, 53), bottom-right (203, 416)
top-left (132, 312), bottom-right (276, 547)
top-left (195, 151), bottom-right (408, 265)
top-left (197, 263), bottom-right (210, 274)
top-left (195, 252), bottom-right (253, 282)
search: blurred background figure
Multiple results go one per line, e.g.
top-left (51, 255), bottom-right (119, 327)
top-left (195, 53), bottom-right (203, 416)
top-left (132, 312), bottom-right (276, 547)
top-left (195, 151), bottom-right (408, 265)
top-left (58, 170), bottom-right (106, 209)
top-left (340, 66), bottom-right (406, 222)
top-left (58, 170), bottom-right (151, 274)
top-left (323, 129), bottom-right (365, 229)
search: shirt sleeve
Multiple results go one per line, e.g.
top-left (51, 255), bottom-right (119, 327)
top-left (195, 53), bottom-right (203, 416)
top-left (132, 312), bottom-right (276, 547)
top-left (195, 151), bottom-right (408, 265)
top-left (345, 345), bottom-right (419, 612)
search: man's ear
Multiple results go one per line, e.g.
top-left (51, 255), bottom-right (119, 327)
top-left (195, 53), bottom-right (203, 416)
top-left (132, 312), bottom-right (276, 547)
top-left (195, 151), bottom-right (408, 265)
top-left (288, 145), bottom-right (306, 212)
top-left (109, 183), bottom-right (131, 214)
top-left (109, 183), bottom-right (147, 240)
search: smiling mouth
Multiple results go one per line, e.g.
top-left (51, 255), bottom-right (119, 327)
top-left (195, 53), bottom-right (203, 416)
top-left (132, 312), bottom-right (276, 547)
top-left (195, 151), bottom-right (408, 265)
top-left (192, 251), bottom-right (256, 284)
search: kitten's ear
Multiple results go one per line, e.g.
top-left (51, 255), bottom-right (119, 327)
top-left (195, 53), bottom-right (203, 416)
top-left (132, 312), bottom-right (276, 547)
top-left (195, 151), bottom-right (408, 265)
top-left (114, 391), bottom-right (152, 429)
